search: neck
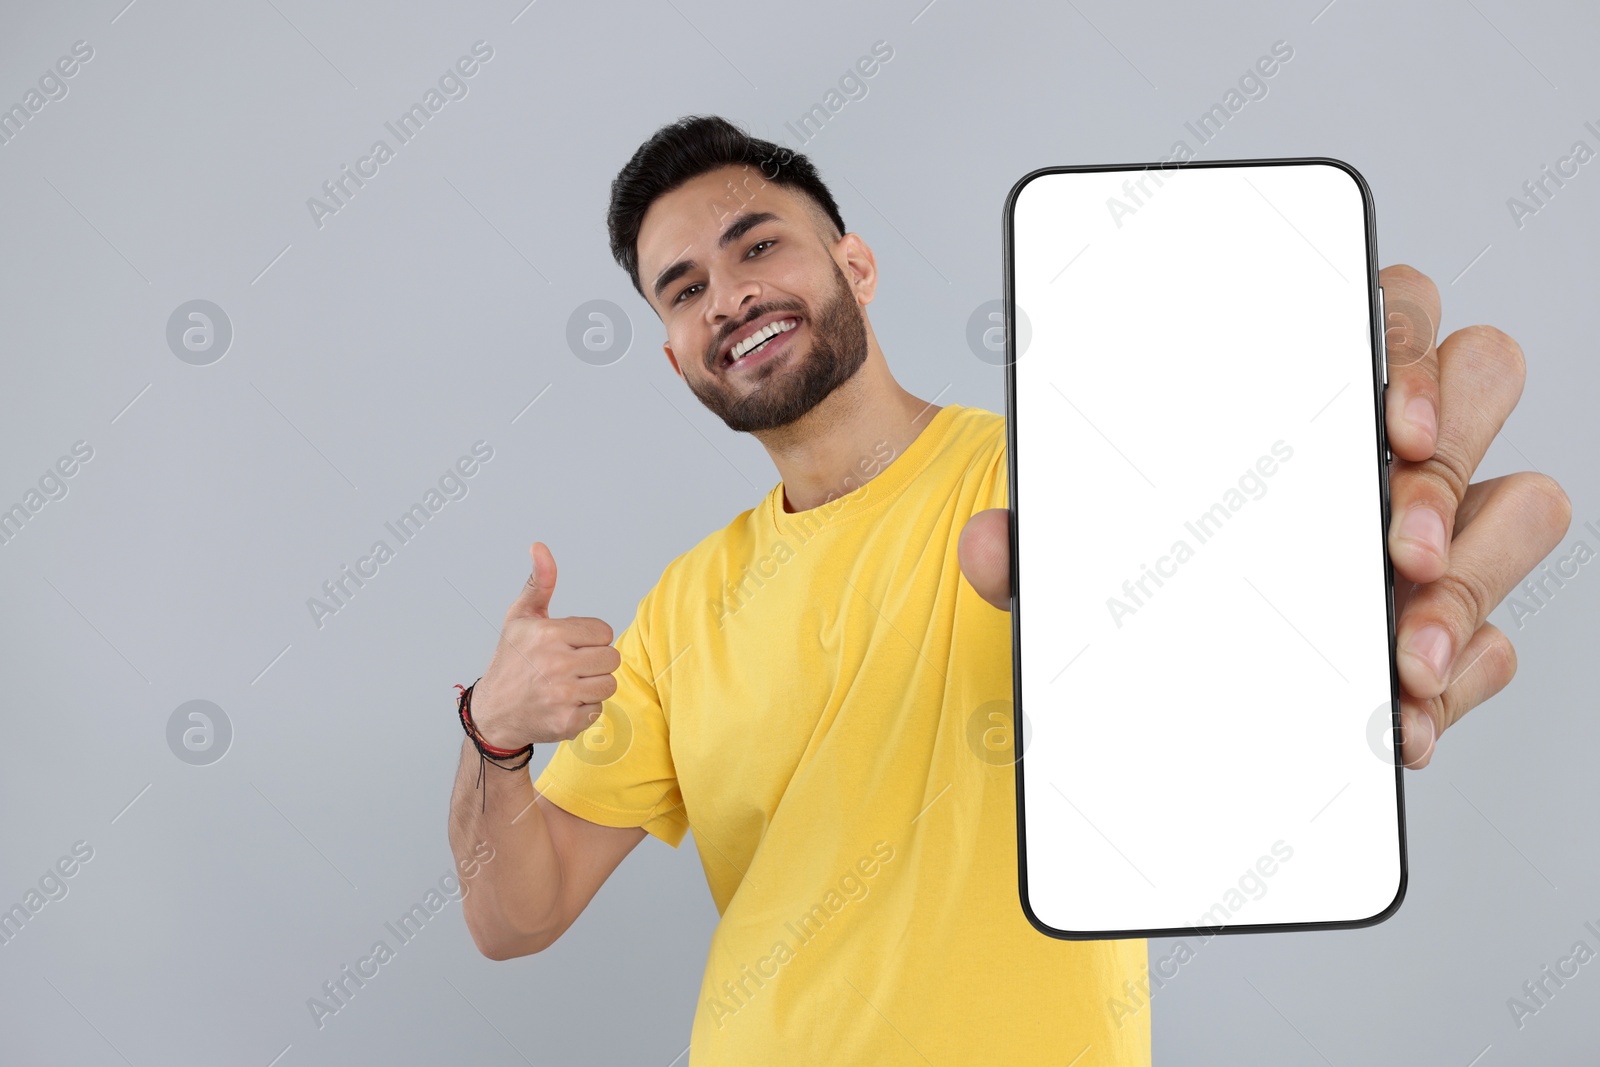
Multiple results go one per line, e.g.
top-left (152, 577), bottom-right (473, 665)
top-left (758, 356), bottom-right (943, 514)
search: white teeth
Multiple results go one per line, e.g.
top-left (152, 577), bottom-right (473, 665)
top-left (729, 318), bottom-right (797, 361)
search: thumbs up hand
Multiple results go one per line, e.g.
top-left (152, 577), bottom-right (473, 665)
top-left (467, 542), bottom-right (622, 751)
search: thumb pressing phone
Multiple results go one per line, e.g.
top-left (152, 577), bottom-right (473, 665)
top-left (1004, 158), bottom-right (1404, 940)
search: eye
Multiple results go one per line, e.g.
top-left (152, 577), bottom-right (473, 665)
top-left (672, 240), bottom-right (778, 306)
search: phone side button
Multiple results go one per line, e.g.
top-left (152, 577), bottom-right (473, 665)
top-left (1377, 285), bottom-right (1389, 387)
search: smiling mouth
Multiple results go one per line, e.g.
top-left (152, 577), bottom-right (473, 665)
top-left (723, 316), bottom-right (801, 368)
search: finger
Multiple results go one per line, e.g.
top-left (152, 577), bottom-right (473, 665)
top-left (573, 672), bottom-right (619, 705)
top-left (1398, 622), bottom-right (1518, 769)
top-left (572, 643), bottom-right (622, 677)
top-left (958, 508), bottom-right (1011, 611)
top-left (1378, 264), bottom-right (1442, 462)
top-left (1414, 474), bottom-right (1546, 598)
top-left (506, 541), bottom-right (557, 620)
top-left (1386, 323), bottom-right (1526, 585)
top-left (1396, 472), bottom-right (1570, 698)
top-left (548, 616), bottom-right (616, 649)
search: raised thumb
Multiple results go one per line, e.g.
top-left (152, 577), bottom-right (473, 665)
top-left (508, 541), bottom-right (556, 619)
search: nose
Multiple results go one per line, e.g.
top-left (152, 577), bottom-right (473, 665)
top-left (706, 270), bottom-right (760, 326)
top-left (706, 291), bottom-right (759, 364)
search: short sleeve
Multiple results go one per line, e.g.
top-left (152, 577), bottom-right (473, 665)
top-left (531, 591), bottom-right (689, 848)
top-left (989, 438), bottom-right (1009, 511)
top-left (979, 418), bottom-right (1008, 511)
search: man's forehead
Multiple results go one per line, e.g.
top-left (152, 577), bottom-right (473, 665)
top-left (640, 165), bottom-right (799, 278)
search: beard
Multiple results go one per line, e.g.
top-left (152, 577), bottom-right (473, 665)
top-left (685, 258), bottom-right (869, 434)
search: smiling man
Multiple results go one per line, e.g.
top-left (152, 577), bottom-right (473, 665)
top-left (447, 115), bottom-right (1569, 1065)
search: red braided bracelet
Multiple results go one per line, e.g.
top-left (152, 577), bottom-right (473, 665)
top-left (456, 679), bottom-right (533, 812)
top-left (456, 680), bottom-right (530, 757)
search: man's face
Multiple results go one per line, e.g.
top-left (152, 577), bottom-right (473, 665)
top-left (637, 164), bottom-right (870, 434)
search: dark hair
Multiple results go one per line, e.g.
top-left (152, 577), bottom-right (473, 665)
top-left (607, 115), bottom-right (847, 304)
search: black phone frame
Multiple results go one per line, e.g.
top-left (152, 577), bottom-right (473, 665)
top-left (1003, 156), bottom-right (1407, 941)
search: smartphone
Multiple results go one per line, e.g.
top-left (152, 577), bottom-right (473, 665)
top-left (1004, 158), bottom-right (1404, 940)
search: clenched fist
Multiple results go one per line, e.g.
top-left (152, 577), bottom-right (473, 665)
top-left (467, 541), bottom-right (622, 751)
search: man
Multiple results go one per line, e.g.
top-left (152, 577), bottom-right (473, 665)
top-left (447, 115), bottom-right (1570, 1064)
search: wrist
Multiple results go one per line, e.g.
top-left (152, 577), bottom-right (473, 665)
top-left (473, 716), bottom-right (526, 754)
top-left (459, 682), bottom-right (528, 754)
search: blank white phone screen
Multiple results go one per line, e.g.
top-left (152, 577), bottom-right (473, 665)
top-left (1009, 161), bottom-right (1404, 937)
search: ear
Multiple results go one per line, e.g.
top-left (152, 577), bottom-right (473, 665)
top-left (663, 341), bottom-right (683, 379)
top-left (837, 233), bottom-right (878, 304)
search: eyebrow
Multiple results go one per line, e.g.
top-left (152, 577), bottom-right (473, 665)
top-left (651, 210), bottom-right (783, 303)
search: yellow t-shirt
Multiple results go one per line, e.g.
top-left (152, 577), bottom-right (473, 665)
top-left (533, 403), bottom-right (1150, 1065)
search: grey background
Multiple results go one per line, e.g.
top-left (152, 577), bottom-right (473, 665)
top-left (1, 0), bottom-right (1595, 1064)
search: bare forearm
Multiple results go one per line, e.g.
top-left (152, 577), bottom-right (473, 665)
top-left (448, 540), bottom-right (628, 956)
top-left (448, 738), bottom-right (563, 957)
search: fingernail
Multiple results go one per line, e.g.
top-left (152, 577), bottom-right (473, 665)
top-left (1398, 506), bottom-right (1446, 559)
top-left (1401, 704), bottom-right (1436, 769)
top-left (1407, 625), bottom-right (1452, 685)
top-left (1405, 395), bottom-right (1436, 441)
